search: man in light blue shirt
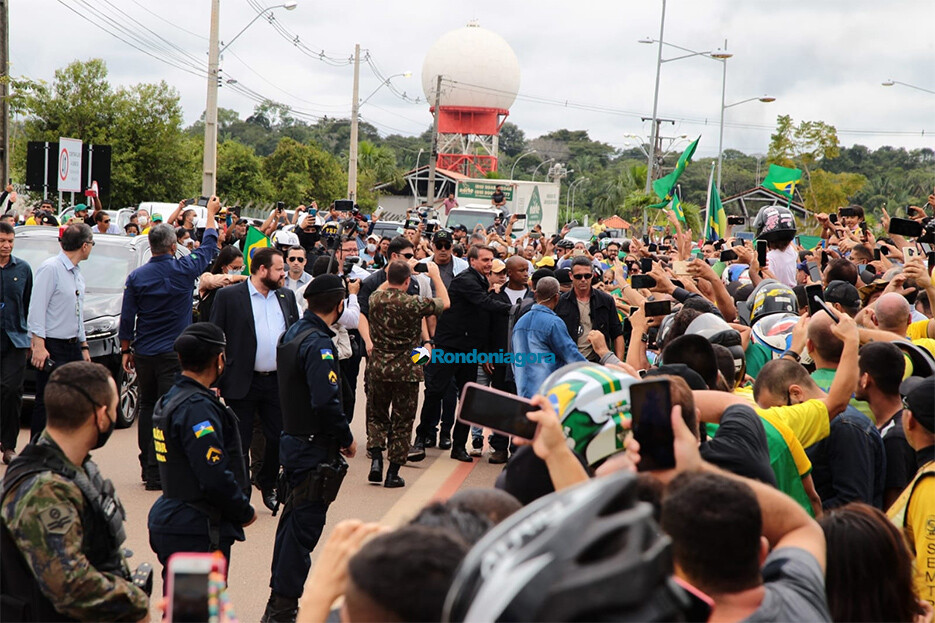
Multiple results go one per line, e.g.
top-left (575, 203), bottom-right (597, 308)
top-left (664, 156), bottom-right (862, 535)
top-left (511, 276), bottom-right (586, 398)
top-left (27, 224), bottom-right (95, 438)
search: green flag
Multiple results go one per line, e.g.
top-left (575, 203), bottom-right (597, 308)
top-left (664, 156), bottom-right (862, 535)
top-left (704, 164), bottom-right (727, 241)
top-left (649, 136), bottom-right (700, 209)
top-left (242, 226), bottom-right (270, 275)
top-left (761, 164), bottom-right (802, 198)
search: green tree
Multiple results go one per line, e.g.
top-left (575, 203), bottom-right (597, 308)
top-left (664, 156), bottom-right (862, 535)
top-left (217, 140), bottom-right (273, 204)
top-left (498, 122), bottom-right (526, 157)
top-left (803, 169), bottom-right (867, 213)
top-left (592, 164), bottom-right (646, 216)
top-left (263, 137), bottom-right (345, 206)
top-left (767, 114), bottom-right (840, 184)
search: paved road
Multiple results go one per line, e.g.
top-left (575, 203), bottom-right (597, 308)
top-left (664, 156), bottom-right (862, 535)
top-left (3, 382), bottom-right (501, 621)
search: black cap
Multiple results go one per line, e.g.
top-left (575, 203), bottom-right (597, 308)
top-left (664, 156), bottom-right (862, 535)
top-left (824, 280), bottom-right (860, 310)
top-left (432, 230), bottom-right (452, 245)
top-left (554, 268), bottom-right (572, 285)
top-left (173, 322), bottom-right (227, 357)
top-left (900, 375), bottom-right (935, 432)
top-left (303, 274), bottom-right (346, 300)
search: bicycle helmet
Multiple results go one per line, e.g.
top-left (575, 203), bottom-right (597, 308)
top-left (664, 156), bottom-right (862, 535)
top-left (739, 279), bottom-right (799, 325)
top-left (751, 312), bottom-right (799, 357)
top-left (537, 362), bottom-right (639, 467)
top-left (685, 314), bottom-right (746, 385)
top-left (270, 229), bottom-right (300, 249)
top-left (655, 312), bottom-right (679, 351)
top-left (441, 471), bottom-right (690, 622)
top-left (753, 204), bottom-right (797, 242)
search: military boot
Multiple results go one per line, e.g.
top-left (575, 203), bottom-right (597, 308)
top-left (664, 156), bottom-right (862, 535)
top-left (260, 592), bottom-right (298, 623)
top-left (384, 462), bottom-right (405, 488)
top-left (368, 450), bottom-right (384, 483)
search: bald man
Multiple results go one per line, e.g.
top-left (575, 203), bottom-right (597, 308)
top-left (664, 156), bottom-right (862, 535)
top-left (860, 292), bottom-right (935, 362)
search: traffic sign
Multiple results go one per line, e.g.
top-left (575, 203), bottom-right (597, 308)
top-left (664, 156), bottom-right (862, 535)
top-left (58, 137), bottom-right (82, 192)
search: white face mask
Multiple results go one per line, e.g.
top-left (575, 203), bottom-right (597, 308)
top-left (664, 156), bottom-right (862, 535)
top-left (139, 216), bottom-right (149, 225)
top-left (227, 268), bottom-right (242, 276)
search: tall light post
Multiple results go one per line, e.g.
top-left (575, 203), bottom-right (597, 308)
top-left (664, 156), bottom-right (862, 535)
top-left (509, 149), bottom-right (537, 179)
top-left (348, 69), bottom-right (411, 200)
top-left (202, 1), bottom-right (297, 196)
top-left (532, 158), bottom-right (554, 182)
top-left (881, 79), bottom-right (935, 95)
top-left (717, 94), bottom-right (774, 189)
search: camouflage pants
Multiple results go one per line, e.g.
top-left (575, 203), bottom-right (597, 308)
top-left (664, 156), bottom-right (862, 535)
top-left (366, 379), bottom-right (419, 466)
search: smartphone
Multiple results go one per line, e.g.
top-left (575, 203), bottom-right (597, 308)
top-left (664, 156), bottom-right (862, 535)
top-left (630, 379), bottom-right (675, 471)
top-left (806, 261), bottom-right (822, 283)
top-left (805, 284), bottom-right (824, 317)
top-left (196, 196), bottom-right (209, 207)
top-left (727, 215), bottom-right (745, 225)
top-left (828, 213), bottom-right (838, 225)
top-left (839, 207), bottom-right (857, 218)
top-left (334, 199), bottom-right (355, 212)
top-left (513, 214), bottom-right (526, 221)
top-left (631, 275), bottom-right (656, 289)
top-left (719, 249), bottom-right (737, 263)
top-left (706, 258), bottom-right (718, 266)
top-left (648, 243), bottom-right (658, 253)
top-left (183, 198), bottom-right (196, 206)
top-left (813, 296), bottom-right (840, 323)
top-left (672, 260), bottom-right (690, 275)
top-left (457, 382), bottom-right (538, 440)
top-left (859, 221), bottom-right (868, 233)
top-left (873, 247), bottom-right (881, 261)
top-left (644, 299), bottom-right (672, 317)
top-left (276, 201), bottom-right (285, 212)
top-left (640, 258), bottom-right (654, 273)
top-left (529, 232), bottom-right (541, 239)
top-left (42, 358), bottom-right (55, 373)
top-left (756, 240), bottom-right (768, 267)
top-left (889, 217), bottom-right (923, 238)
top-left (904, 246), bottom-right (920, 263)
top-left (642, 235), bottom-right (650, 244)
top-left (166, 553), bottom-right (225, 623)
top-left (412, 263), bottom-right (429, 273)
top-left (713, 239), bottom-right (724, 250)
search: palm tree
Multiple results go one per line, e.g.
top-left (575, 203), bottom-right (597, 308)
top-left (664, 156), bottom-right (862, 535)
top-left (593, 164), bottom-right (646, 217)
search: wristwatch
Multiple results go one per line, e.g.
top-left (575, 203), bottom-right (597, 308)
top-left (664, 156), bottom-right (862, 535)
top-left (780, 349), bottom-right (800, 362)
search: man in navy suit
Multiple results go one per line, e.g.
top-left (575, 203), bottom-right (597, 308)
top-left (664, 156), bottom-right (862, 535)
top-left (210, 247), bottom-right (299, 511)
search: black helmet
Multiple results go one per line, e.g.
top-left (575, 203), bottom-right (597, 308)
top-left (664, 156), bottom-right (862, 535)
top-left (753, 204), bottom-right (797, 242)
top-left (441, 472), bottom-right (690, 622)
top-left (738, 278), bottom-right (798, 325)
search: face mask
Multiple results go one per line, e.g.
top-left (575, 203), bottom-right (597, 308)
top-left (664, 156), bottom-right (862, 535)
top-left (139, 216), bottom-right (149, 225)
top-left (227, 268), bottom-right (242, 276)
top-left (93, 412), bottom-right (116, 449)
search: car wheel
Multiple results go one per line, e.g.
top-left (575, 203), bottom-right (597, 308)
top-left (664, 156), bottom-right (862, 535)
top-left (117, 367), bottom-right (140, 429)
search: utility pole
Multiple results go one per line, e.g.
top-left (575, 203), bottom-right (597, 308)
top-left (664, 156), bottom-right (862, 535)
top-left (640, 116), bottom-right (675, 186)
top-left (0, 0), bottom-right (9, 185)
top-left (201, 0), bottom-right (221, 197)
top-left (346, 43), bottom-right (360, 200)
top-left (425, 75), bottom-right (442, 208)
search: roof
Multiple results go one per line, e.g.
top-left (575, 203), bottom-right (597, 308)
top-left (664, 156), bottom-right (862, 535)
top-left (721, 186), bottom-right (809, 219)
top-left (603, 215), bottom-right (631, 229)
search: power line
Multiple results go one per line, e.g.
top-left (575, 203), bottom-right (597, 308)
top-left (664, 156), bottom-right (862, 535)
top-left (129, 0), bottom-right (207, 40)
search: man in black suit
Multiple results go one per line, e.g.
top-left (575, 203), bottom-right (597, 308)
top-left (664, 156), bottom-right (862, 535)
top-left (210, 247), bottom-right (299, 511)
top-left (413, 244), bottom-right (513, 462)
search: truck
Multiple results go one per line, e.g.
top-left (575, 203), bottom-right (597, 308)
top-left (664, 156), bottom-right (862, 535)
top-left (444, 179), bottom-right (561, 235)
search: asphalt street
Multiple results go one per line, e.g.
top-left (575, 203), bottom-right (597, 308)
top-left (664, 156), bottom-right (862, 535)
top-left (3, 381), bottom-right (502, 622)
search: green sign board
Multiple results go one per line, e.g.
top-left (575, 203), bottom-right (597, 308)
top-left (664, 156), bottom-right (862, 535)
top-left (458, 181), bottom-right (514, 202)
top-left (527, 186), bottom-right (543, 228)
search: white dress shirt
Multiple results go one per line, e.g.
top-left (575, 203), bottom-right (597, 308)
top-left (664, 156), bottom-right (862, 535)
top-left (248, 279), bottom-right (286, 372)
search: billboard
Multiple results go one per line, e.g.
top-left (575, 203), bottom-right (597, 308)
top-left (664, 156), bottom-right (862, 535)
top-left (457, 181), bottom-right (513, 202)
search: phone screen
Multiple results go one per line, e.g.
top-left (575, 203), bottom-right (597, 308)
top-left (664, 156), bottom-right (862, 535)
top-left (756, 240), bottom-right (768, 267)
top-left (873, 247), bottom-right (881, 261)
top-left (171, 572), bottom-right (209, 623)
top-left (719, 249), bottom-right (737, 263)
top-left (196, 196), bottom-right (209, 207)
top-left (631, 379), bottom-right (674, 471)
top-left (644, 300), bottom-right (672, 317)
top-left (457, 383), bottom-right (537, 440)
top-left (640, 258), bottom-right (653, 273)
top-left (806, 261), bottom-right (822, 283)
top-left (805, 284), bottom-right (824, 317)
top-left (889, 217), bottom-right (923, 238)
top-left (630, 275), bottom-right (656, 289)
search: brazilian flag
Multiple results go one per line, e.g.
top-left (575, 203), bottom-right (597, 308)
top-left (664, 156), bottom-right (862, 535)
top-left (649, 136), bottom-right (700, 209)
top-left (704, 163), bottom-right (727, 241)
top-left (242, 226), bottom-right (270, 275)
top-left (762, 164), bottom-right (802, 198)
top-left (669, 192), bottom-right (686, 225)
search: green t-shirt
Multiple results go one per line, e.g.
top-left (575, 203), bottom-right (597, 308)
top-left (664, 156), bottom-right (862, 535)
top-left (745, 342), bottom-right (772, 379)
top-left (810, 368), bottom-right (876, 424)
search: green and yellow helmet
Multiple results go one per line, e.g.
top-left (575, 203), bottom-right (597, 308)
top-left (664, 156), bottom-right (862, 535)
top-left (538, 362), bottom-right (639, 467)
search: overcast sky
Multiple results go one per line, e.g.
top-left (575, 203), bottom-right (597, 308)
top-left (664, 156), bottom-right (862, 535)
top-left (14, 0), bottom-right (935, 159)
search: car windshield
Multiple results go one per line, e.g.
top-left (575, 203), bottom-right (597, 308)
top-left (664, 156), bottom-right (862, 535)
top-left (448, 211), bottom-right (498, 231)
top-left (14, 237), bottom-right (135, 293)
top-left (566, 227), bottom-right (592, 240)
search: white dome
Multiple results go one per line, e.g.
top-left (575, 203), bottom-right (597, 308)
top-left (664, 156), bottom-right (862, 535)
top-left (421, 22), bottom-right (520, 111)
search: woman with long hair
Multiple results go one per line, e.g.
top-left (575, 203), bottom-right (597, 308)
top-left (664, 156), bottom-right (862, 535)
top-left (196, 245), bottom-right (247, 322)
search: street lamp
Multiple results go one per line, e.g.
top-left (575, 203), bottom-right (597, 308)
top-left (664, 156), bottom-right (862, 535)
top-left (360, 72), bottom-right (412, 107)
top-left (510, 149), bottom-right (538, 179)
top-left (532, 158), bottom-right (554, 182)
top-left (881, 79), bottom-right (935, 95)
top-left (717, 94), bottom-right (774, 189)
top-left (202, 0), bottom-right (297, 195)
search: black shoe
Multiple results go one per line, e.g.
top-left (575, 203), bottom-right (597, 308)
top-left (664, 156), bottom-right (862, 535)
top-left (144, 480), bottom-right (162, 491)
top-left (384, 463), bottom-right (405, 488)
top-left (438, 432), bottom-right (452, 450)
top-left (450, 447), bottom-right (473, 462)
top-left (408, 438), bottom-right (426, 462)
top-left (489, 449), bottom-right (509, 464)
top-left (262, 489), bottom-right (278, 512)
top-left (368, 452), bottom-right (384, 483)
top-left (423, 434), bottom-right (437, 449)
top-left (261, 592), bottom-right (298, 623)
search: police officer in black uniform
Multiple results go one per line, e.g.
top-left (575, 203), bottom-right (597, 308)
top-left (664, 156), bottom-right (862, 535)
top-left (262, 274), bottom-right (356, 622)
top-left (147, 323), bottom-right (257, 579)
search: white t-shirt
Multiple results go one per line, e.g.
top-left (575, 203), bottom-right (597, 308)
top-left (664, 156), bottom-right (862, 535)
top-left (504, 286), bottom-right (527, 305)
top-left (767, 245), bottom-right (798, 288)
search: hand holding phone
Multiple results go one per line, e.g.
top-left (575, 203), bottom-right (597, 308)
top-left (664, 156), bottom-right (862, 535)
top-left (756, 240), bottom-right (768, 267)
top-left (457, 383), bottom-right (538, 440)
top-left (166, 553), bottom-right (226, 623)
top-left (630, 379), bottom-right (675, 471)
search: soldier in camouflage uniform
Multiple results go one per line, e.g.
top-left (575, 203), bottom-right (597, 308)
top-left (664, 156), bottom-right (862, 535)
top-left (365, 260), bottom-right (449, 488)
top-left (0, 362), bottom-right (149, 622)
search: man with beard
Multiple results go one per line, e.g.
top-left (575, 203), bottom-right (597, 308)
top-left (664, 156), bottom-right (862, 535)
top-left (210, 248), bottom-right (299, 512)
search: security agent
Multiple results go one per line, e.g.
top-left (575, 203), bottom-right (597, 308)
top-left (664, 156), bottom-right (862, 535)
top-left (262, 273), bottom-right (356, 622)
top-left (147, 323), bottom-right (256, 579)
top-left (0, 362), bottom-right (150, 622)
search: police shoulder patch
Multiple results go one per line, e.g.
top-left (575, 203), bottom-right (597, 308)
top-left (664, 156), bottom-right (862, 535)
top-left (320, 348), bottom-right (334, 360)
top-left (38, 504), bottom-right (77, 535)
top-left (192, 420), bottom-right (215, 438)
top-left (205, 446), bottom-right (223, 464)
top-left (328, 370), bottom-right (338, 385)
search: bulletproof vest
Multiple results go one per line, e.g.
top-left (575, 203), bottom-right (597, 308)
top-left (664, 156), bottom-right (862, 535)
top-left (1, 440), bottom-right (129, 622)
top-left (153, 383), bottom-right (248, 502)
top-left (278, 324), bottom-right (342, 436)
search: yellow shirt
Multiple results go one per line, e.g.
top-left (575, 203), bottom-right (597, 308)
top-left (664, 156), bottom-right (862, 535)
top-left (733, 387), bottom-right (812, 476)
top-left (755, 399), bottom-right (831, 449)
top-left (908, 320), bottom-right (931, 341)
top-left (907, 476), bottom-right (935, 607)
top-left (24, 217), bottom-right (36, 225)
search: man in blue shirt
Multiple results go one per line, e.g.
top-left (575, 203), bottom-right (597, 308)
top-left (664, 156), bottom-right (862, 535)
top-left (120, 197), bottom-right (220, 490)
top-left (512, 276), bottom-right (586, 399)
top-left (0, 222), bottom-right (32, 463)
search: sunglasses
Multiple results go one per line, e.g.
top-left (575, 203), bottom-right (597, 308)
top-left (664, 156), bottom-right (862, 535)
top-left (102, 219), bottom-right (111, 223)
top-left (572, 273), bottom-right (592, 280)
top-left (288, 257), bottom-right (306, 263)
top-left (84, 239), bottom-right (96, 247)
top-left (400, 252), bottom-right (415, 259)
top-left (435, 243), bottom-right (452, 250)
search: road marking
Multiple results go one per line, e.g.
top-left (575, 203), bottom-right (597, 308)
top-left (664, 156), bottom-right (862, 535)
top-left (378, 453), bottom-right (480, 526)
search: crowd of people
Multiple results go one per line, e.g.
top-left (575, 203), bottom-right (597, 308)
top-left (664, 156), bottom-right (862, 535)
top-left (1, 185), bottom-right (934, 622)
